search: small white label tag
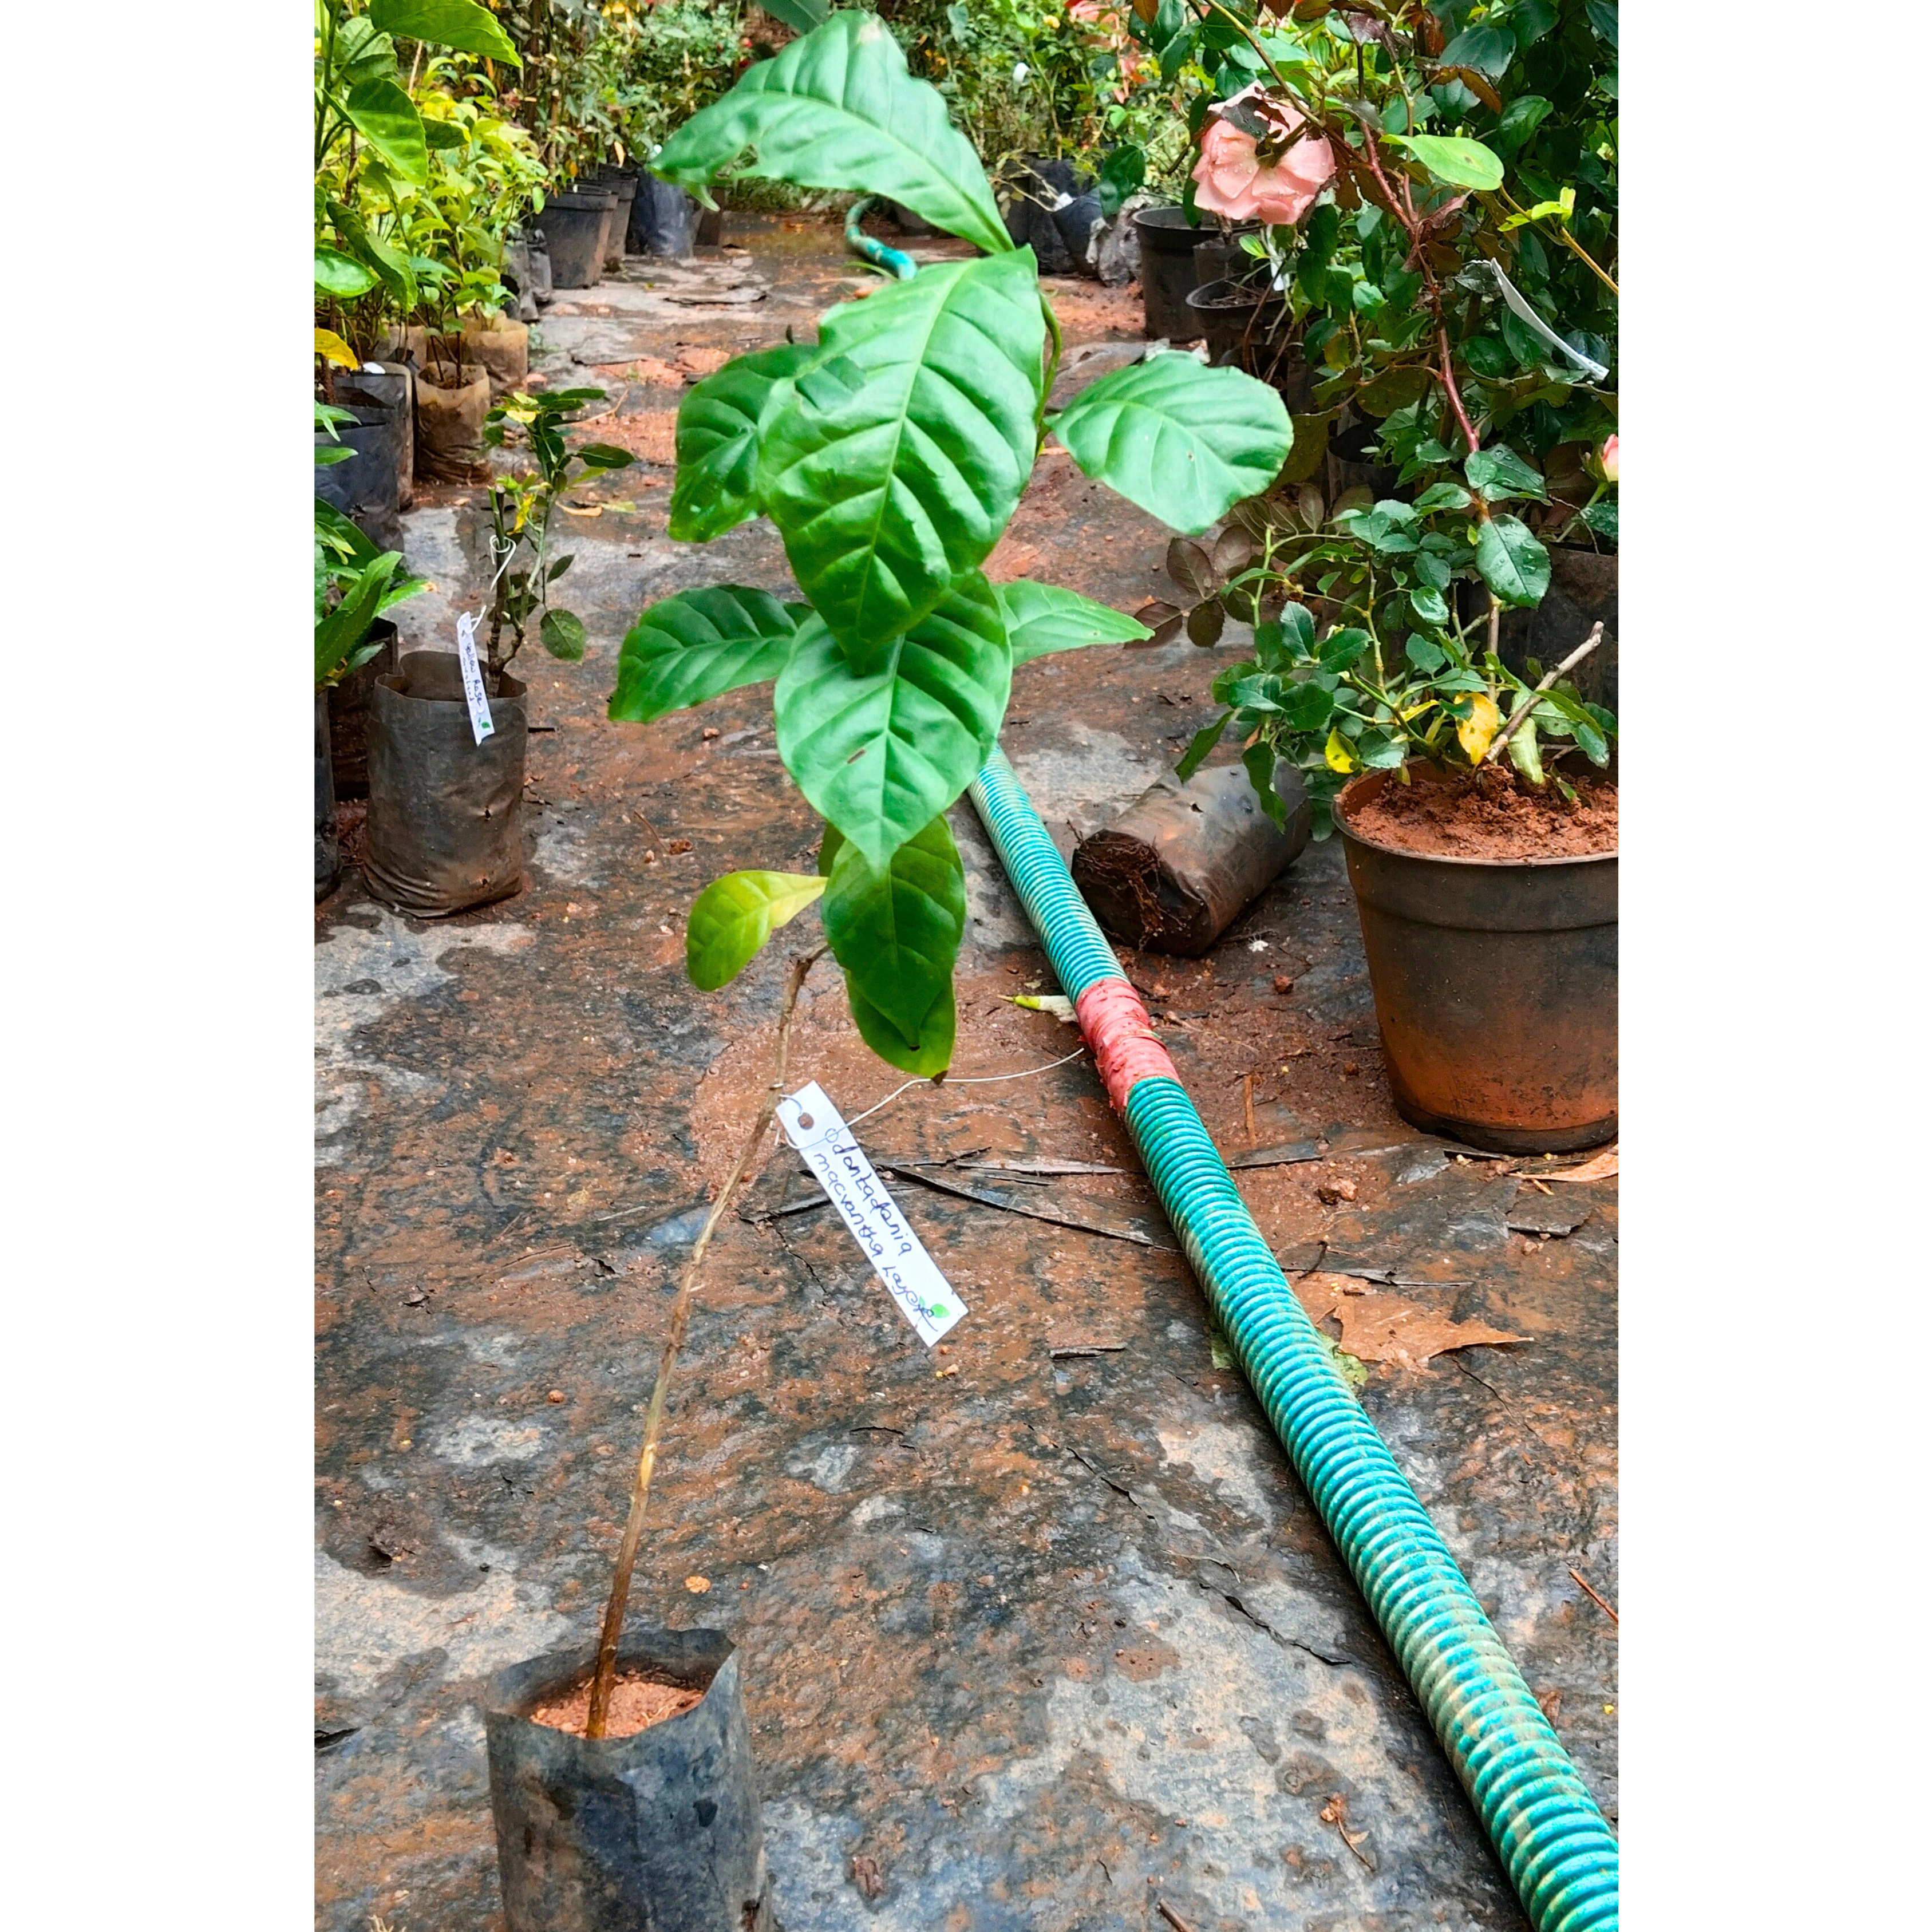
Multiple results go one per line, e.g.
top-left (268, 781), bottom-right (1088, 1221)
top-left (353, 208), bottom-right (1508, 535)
top-left (777, 1081), bottom-right (966, 1348)
top-left (455, 613), bottom-right (496, 745)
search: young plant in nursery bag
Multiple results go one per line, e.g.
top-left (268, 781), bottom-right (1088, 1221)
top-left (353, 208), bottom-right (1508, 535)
top-left (607, 11), bottom-right (1294, 1075)
top-left (480, 387), bottom-right (635, 683)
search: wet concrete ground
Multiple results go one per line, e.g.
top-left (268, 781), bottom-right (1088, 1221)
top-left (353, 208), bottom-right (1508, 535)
top-left (316, 212), bottom-right (1616, 1931)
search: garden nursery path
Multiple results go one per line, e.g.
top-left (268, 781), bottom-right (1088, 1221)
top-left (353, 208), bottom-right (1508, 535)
top-left (316, 213), bottom-right (1617, 1932)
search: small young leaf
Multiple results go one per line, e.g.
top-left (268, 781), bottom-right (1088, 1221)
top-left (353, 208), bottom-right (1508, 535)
top-left (1176, 710), bottom-right (1234, 781)
top-left (540, 608), bottom-right (587, 661)
top-left (686, 872), bottom-right (827, 991)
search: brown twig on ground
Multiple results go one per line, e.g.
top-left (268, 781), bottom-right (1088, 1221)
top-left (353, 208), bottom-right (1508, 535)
top-left (1567, 1564), bottom-right (1619, 1626)
top-left (584, 946), bottom-right (825, 1737)
top-left (1157, 1903), bottom-right (1200, 1932)
top-left (1484, 623), bottom-right (1605, 765)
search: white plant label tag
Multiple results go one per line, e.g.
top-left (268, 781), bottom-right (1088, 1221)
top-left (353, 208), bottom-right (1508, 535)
top-left (455, 612), bottom-right (495, 745)
top-left (777, 1081), bottom-right (966, 1348)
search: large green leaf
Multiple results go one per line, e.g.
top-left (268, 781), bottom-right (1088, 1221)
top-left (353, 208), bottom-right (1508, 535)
top-left (1049, 355), bottom-right (1291, 535)
top-left (686, 872), bottom-right (827, 990)
top-left (342, 77), bottom-right (429, 184)
top-left (1474, 515), bottom-right (1552, 608)
top-left (315, 248), bottom-right (378, 298)
top-left (820, 815), bottom-right (966, 1048)
top-left (315, 551), bottom-right (402, 687)
top-left (760, 0), bottom-right (830, 29)
top-left (651, 11), bottom-right (1012, 257)
top-left (997, 581), bottom-right (1152, 663)
top-left (668, 345), bottom-right (815, 542)
top-left (850, 976), bottom-right (956, 1076)
top-left (1385, 132), bottom-right (1504, 192)
top-left (327, 200), bottom-right (418, 311)
top-left (608, 587), bottom-right (803, 725)
top-left (757, 252), bottom-right (1044, 667)
top-left (774, 574), bottom-right (1010, 871)
top-left (368, 0), bottom-right (520, 64)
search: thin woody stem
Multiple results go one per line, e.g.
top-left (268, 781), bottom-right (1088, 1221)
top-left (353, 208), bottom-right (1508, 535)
top-left (584, 946), bottom-right (826, 1738)
top-left (1484, 623), bottom-right (1604, 765)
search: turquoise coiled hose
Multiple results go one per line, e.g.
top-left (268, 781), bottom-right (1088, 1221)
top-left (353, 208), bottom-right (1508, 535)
top-left (967, 748), bottom-right (1618, 1931)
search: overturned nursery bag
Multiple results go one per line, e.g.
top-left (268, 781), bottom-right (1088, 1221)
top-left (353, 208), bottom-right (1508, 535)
top-left (631, 173), bottom-right (698, 258)
top-left (1072, 761), bottom-right (1311, 956)
top-left (364, 652), bottom-right (527, 916)
top-left (415, 362), bottom-right (492, 483)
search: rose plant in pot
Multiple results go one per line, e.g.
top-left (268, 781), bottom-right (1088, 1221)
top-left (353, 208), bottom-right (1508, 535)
top-left (477, 16), bottom-right (1293, 1929)
top-left (361, 385), bottom-right (634, 920)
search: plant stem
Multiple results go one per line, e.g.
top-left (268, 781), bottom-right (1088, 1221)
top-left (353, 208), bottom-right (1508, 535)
top-left (583, 946), bottom-right (826, 1739)
top-left (1493, 189), bottom-right (1618, 296)
top-left (1483, 623), bottom-right (1603, 766)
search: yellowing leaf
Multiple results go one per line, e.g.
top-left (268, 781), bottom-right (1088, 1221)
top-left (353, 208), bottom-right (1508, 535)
top-left (1457, 693), bottom-right (1502, 762)
top-left (314, 327), bottom-right (359, 369)
top-left (1325, 726), bottom-right (1360, 773)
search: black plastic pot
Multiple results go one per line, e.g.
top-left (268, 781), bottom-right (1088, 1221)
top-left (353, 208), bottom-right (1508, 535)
top-left (1186, 278), bottom-right (1298, 383)
top-left (1003, 157), bottom-right (1087, 275)
top-left (314, 401), bottom-right (402, 552)
top-left (364, 652), bottom-right (527, 916)
top-left (485, 1630), bottom-right (771, 1932)
top-left (1336, 767), bottom-right (1617, 1152)
top-left (326, 618), bottom-right (398, 800)
top-left (1133, 207), bottom-right (1214, 340)
top-left (315, 689), bottom-right (340, 903)
top-left (1053, 189), bottom-right (1104, 278)
top-left (1326, 410), bottom-right (1402, 505)
top-left (338, 364), bottom-right (414, 512)
top-left (605, 175), bottom-right (638, 262)
top-left (696, 204), bottom-right (724, 247)
top-left (632, 174), bottom-right (698, 259)
top-left (544, 191), bottom-right (614, 288)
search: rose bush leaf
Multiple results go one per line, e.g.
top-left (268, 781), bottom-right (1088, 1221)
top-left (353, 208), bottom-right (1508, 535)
top-left (650, 11), bottom-right (1012, 255)
top-left (774, 574), bottom-right (1010, 871)
top-left (607, 587), bottom-right (804, 725)
top-left (757, 252), bottom-right (1044, 667)
top-left (1049, 355), bottom-right (1292, 534)
top-left (1474, 515), bottom-right (1552, 607)
top-left (668, 345), bottom-right (816, 542)
top-left (1385, 132), bottom-right (1505, 193)
top-left (686, 871), bottom-right (827, 991)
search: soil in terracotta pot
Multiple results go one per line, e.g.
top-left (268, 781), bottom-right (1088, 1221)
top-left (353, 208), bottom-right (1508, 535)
top-left (527, 1670), bottom-right (703, 1739)
top-left (1347, 764), bottom-right (1617, 860)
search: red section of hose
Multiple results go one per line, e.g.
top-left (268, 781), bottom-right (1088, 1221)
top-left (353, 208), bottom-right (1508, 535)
top-left (1074, 977), bottom-right (1177, 1112)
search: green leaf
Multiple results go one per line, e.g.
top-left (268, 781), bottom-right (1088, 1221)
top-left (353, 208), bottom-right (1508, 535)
top-left (1050, 355), bottom-right (1291, 535)
top-left (1319, 627), bottom-right (1371, 673)
top-left (998, 582), bottom-right (1151, 663)
top-left (1243, 741), bottom-right (1289, 826)
top-left (758, 252), bottom-right (1044, 666)
top-left (1541, 688), bottom-right (1610, 765)
top-left (315, 248), bottom-right (378, 298)
top-left (1583, 0), bottom-right (1617, 49)
top-left (1438, 23), bottom-right (1515, 78)
top-left (1579, 499), bottom-right (1618, 545)
top-left (1385, 132), bottom-right (1504, 192)
top-left (1506, 718), bottom-right (1544, 784)
top-left (1409, 584), bottom-right (1450, 627)
top-left (668, 345), bottom-right (815, 542)
top-left (1176, 710), bottom-right (1233, 781)
top-left (760, 0), bottom-right (832, 37)
top-left (540, 609), bottom-right (587, 661)
top-left (849, 976), bottom-right (955, 1076)
top-left (821, 814), bottom-right (966, 1048)
top-left (609, 587), bottom-right (803, 725)
top-left (368, 0), bottom-right (520, 62)
top-left (1465, 443), bottom-right (1547, 502)
top-left (1411, 481), bottom-right (1472, 513)
top-left (422, 118), bottom-right (465, 150)
top-left (1493, 94), bottom-right (1554, 157)
top-left (774, 574), bottom-right (1010, 871)
top-left (575, 442), bottom-right (635, 471)
top-left (1097, 144), bottom-right (1147, 219)
top-left (328, 200), bottom-right (418, 311)
top-left (315, 551), bottom-right (402, 686)
top-left (1405, 633), bottom-right (1447, 671)
top-left (686, 872), bottom-right (828, 991)
top-left (315, 444), bottom-right (357, 467)
top-left (652, 11), bottom-right (1011, 256)
top-left (1475, 515), bottom-right (1551, 608)
top-left (342, 77), bottom-right (429, 184)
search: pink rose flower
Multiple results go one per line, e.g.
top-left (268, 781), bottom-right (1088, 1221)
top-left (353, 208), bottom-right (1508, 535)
top-left (1600, 434), bottom-right (1618, 484)
top-left (1192, 83), bottom-right (1335, 226)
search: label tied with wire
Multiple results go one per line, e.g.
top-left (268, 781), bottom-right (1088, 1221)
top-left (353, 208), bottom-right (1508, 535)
top-left (455, 612), bottom-right (496, 746)
top-left (777, 1081), bottom-right (966, 1348)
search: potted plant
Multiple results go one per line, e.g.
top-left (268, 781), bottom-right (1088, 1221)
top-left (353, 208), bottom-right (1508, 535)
top-left (314, 458), bottom-right (425, 900)
top-left (1167, 464), bottom-right (1617, 1149)
top-left (485, 17), bottom-right (1291, 1921)
top-left (361, 385), bottom-right (634, 918)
